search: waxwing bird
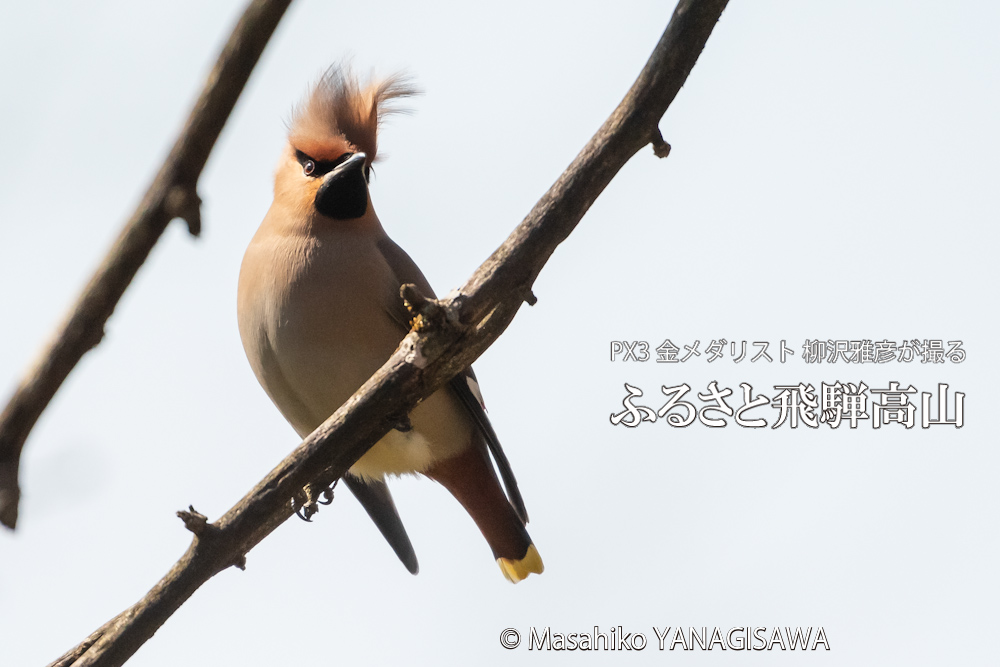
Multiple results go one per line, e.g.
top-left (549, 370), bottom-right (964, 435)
top-left (237, 65), bottom-right (543, 583)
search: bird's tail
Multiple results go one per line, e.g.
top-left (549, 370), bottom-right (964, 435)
top-left (424, 443), bottom-right (543, 583)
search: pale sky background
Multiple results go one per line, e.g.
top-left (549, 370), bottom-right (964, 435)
top-left (1, 1), bottom-right (998, 665)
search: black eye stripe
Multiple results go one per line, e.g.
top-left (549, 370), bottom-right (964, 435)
top-left (295, 150), bottom-right (356, 178)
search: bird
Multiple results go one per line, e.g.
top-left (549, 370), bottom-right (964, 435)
top-left (236, 65), bottom-right (543, 583)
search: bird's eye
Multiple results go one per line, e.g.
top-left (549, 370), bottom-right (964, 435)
top-left (303, 160), bottom-right (316, 176)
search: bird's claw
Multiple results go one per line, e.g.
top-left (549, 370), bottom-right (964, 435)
top-left (318, 479), bottom-right (338, 505)
top-left (292, 479), bottom-right (339, 520)
top-left (291, 489), bottom-right (315, 521)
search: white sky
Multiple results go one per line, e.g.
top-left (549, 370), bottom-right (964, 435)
top-left (1, 1), bottom-right (998, 665)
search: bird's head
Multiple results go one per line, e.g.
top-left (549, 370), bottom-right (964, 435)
top-left (275, 65), bottom-right (416, 224)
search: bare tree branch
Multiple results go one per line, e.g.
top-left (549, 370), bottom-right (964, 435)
top-left (0, 0), bottom-right (294, 530)
top-left (49, 1), bottom-right (729, 665)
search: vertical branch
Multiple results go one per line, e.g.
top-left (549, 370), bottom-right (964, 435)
top-left (0, 0), bottom-right (295, 529)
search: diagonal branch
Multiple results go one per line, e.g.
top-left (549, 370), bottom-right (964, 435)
top-left (0, 0), bottom-right (295, 530)
top-left (48, 1), bottom-right (729, 665)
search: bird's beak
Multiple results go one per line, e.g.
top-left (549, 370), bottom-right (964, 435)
top-left (315, 152), bottom-right (369, 220)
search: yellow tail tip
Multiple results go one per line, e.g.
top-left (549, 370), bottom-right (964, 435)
top-left (497, 544), bottom-right (544, 583)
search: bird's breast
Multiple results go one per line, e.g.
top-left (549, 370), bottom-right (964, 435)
top-left (240, 227), bottom-right (400, 419)
top-left (237, 222), bottom-right (470, 478)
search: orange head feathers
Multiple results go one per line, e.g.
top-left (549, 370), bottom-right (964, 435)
top-left (273, 65), bottom-right (418, 223)
top-left (288, 65), bottom-right (417, 166)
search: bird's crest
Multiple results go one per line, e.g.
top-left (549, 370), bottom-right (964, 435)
top-left (289, 65), bottom-right (417, 165)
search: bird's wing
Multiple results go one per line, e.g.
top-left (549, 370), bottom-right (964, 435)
top-left (375, 236), bottom-right (529, 524)
top-left (376, 235), bottom-right (439, 315)
top-left (448, 368), bottom-right (529, 523)
top-left (343, 474), bottom-right (419, 574)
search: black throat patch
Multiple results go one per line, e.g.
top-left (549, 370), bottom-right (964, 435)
top-left (314, 164), bottom-right (369, 220)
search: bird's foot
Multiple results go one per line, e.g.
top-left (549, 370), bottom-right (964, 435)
top-left (292, 479), bottom-right (339, 521)
top-left (318, 479), bottom-right (337, 505)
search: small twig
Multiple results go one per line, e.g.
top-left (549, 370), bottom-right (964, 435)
top-left (652, 127), bottom-right (672, 158)
top-left (0, 0), bottom-right (294, 530)
top-left (164, 186), bottom-right (203, 237)
top-left (176, 506), bottom-right (209, 536)
top-left (47, 2), bottom-right (728, 665)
